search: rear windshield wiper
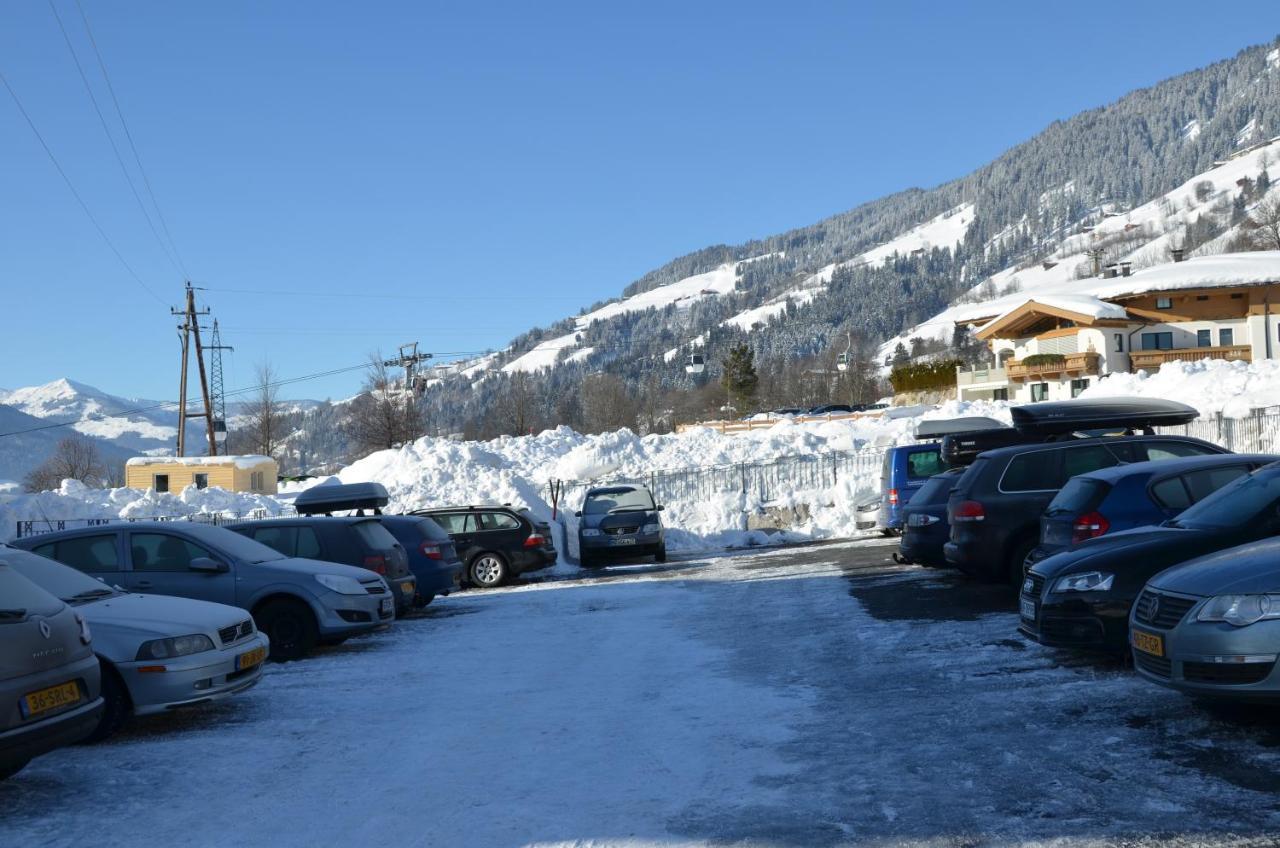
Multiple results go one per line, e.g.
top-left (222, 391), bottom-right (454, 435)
top-left (609, 506), bottom-right (651, 514)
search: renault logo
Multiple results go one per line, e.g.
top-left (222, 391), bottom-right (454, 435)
top-left (39, 620), bottom-right (52, 639)
top-left (1149, 596), bottom-right (1160, 619)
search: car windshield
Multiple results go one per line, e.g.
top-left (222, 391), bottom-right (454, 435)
top-left (1045, 478), bottom-right (1112, 516)
top-left (181, 523), bottom-right (285, 564)
top-left (413, 518), bottom-right (453, 542)
top-left (1171, 468), bottom-right (1280, 530)
top-left (0, 563), bottom-right (65, 619)
top-left (0, 547), bottom-right (120, 604)
top-left (584, 488), bottom-right (655, 514)
top-left (907, 473), bottom-right (958, 506)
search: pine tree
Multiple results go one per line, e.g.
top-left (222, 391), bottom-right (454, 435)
top-left (720, 344), bottom-right (759, 412)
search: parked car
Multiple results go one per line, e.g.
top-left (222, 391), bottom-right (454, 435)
top-left (944, 398), bottom-right (1214, 583)
top-left (0, 563), bottom-right (103, 781)
top-left (575, 485), bottom-right (666, 568)
top-left (878, 417), bottom-right (1005, 533)
top-left (896, 469), bottom-right (966, 568)
top-left (1027, 454), bottom-right (1276, 564)
top-left (377, 515), bottom-right (464, 607)
top-left (1130, 537), bottom-right (1280, 699)
top-left (1, 544), bottom-right (269, 742)
top-left (13, 522), bottom-right (392, 661)
top-left (807, 404), bottom-right (854, 416)
top-left (855, 498), bottom-right (881, 533)
top-left (413, 505), bottom-right (557, 588)
top-left (1022, 461), bottom-right (1280, 653)
top-left (231, 517), bottom-right (417, 616)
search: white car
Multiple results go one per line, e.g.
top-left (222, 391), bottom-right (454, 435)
top-left (1, 545), bottom-right (269, 742)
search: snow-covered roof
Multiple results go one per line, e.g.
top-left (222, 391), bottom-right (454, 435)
top-left (1091, 251), bottom-right (1280, 300)
top-left (975, 294), bottom-right (1129, 338)
top-left (126, 455), bottom-right (276, 470)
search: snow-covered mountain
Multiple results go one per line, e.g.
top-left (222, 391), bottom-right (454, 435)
top-left (0, 378), bottom-right (178, 453)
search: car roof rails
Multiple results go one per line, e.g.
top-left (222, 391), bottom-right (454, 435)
top-left (1010, 397), bottom-right (1198, 437)
top-left (913, 416), bottom-right (1007, 441)
top-left (940, 428), bottom-right (1031, 467)
top-left (294, 482), bottom-right (390, 516)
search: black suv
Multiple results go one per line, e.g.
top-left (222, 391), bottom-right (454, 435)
top-left (413, 506), bottom-right (556, 588)
top-left (945, 434), bottom-right (1226, 583)
top-left (231, 517), bottom-right (417, 616)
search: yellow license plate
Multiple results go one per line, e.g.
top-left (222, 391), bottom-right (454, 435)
top-left (236, 647), bottom-right (267, 671)
top-left (1132, 630), bottom-right (1164, 657)
top-left (21, 680), bottom-right (82, 719)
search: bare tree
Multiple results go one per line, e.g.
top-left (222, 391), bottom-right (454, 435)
top-left (238, 362), bottom-right (286, 458)
top-left (24, 436), bottom-right (107, 492)
top-left (343, 354), bottom-right (426, 455)
top-left (1247, 194), bottom-right (1280, 251)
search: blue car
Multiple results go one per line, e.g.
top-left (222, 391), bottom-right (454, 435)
top-left (896, 468), bottom-right (965, 567)
top-left (879, 444), bottom-right (950, 532)
top-left (1027, 453), bottom-right (1278, 565)
top-left (378, 515), bottom-right (465, 607)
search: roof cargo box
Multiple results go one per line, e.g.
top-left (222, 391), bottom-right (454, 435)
top-left (913, 416), bottom-right (1006, 441)
top-left (940, 428), bottom-right (1029, 467)
top-left (1011, 397), bottom-right (1198, 437)
top-left (294, 481), bottom-right (390, 515)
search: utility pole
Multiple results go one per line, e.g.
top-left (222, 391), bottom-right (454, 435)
top-left (172, 283), bottom-right (217, 456)
top-left (207, 320), bottom-right (233, 454)
top-left (383, 342), bottom-right (433, 395)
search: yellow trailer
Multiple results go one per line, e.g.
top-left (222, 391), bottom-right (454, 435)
top-left (124, 455), bottom-right (278, 495)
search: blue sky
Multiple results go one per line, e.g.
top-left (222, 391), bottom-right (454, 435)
top-left (2, 1), bottom-right (1277, 402)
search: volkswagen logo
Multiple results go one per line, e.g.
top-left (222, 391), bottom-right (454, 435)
top-left (38, 620), bottom-right (52, 639)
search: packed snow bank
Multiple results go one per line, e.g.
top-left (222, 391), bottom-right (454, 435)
top-left (1079, 358), bottom-right (1280, 418)
top-left (0, 480), bottom-right (289, 542)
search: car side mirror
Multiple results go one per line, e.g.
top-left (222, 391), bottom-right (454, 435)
top-left (189, 557), bottom-right (229, 574)
top-left (574, 511), bottom-right (582, 517)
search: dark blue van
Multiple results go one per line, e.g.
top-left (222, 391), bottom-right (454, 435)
top-left (878, 417), bottom-right (1004, 532)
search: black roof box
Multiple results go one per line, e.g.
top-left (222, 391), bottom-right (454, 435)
top-left (294, 482), bottom-right (389, 515)
top-left (940, 428), bottom-right (1031, 467)
top-left (913, 416), bottom-right (1006, 441)
top-left (1011, 397), bottom-right (1198, 437)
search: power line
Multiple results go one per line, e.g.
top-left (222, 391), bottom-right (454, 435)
top-left (0, 67), bottom-right (168, 307)
top-left (73, 0), bottom-right (188, 279)
top-left (46, 0), bottom-right (184, 278)
top-left (204, 286), bottom-right (590, 302)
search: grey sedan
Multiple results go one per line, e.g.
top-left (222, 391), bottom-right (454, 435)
top-left (1131, 537), bottom-right (1280, 699)
top-left (2, 545), bottom-right (270, 742)
top-left (12, 521), bottom-right (393, 661)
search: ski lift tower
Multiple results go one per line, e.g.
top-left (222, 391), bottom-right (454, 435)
top-left (384, 342), bottom-right (433, 395)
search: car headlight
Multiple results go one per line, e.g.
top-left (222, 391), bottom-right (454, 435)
top-left (315, 573), bottom-right (367, 596)
top-left (135, 634), bottom-right (215, 661)
top-left (1197, 594), bottom-right (1280, 627)
top-left (74, 612), bottom-right (92, 646)
top-left (581, 528), bottom-right (602, 537)
top-left (1053, 571), bottom-right (1114, 593)
top-left (642, 523), bottom-right (660, 534)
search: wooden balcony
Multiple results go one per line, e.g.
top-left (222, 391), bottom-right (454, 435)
top-left (1007, 351), bottom-right (1101, 381)
top-left (955, 366), bottom-right (1009, 387)
top-left (1129, 345), bottom-right (1252, 370)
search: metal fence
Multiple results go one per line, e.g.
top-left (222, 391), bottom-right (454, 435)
top-left (14, 506), bottom-right (297, 540)
top-left (551, 448), bottom-right (884, 515)
top-left (1158, 410), bottom-right (1280, 454)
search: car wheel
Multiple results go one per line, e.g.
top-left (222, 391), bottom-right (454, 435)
top-left (416, 593), bottom-right (435, 608)
top-left (255, 598), bottom-right (319, 662)
top-left (1007, 538), bottom-right (1038, 586)
top-left (83, 662), bottom-right (131, 744)
top-left (0, 759), bottom-right (29, 781)
top-left (655, 545), bottom-right (667, 563)
top-left (469, 553), bottom-right (509, 588)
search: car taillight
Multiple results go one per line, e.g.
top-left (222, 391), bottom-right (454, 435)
top-left (418, 542), bottom-right (443, 560)
top-left (363, 555), bottom-right (388, 574)
top-left (523, 534), bottom-right (545, 548)
top-left (952, 500), bottom-right (985, 523)
top-left (1071, 511), bottom-right (1110, 543)
top-left (888, 489), bottom-right (899, 506)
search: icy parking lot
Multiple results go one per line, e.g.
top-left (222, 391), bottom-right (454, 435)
top-left (4, 540), bottom-right (1280, 847)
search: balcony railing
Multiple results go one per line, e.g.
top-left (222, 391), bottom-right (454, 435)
top-left (1129, 345), bottom-right (1253, 370)
top-left (1007, 352), bottom-right (1101, 381)
top-left (955, 365), bottom-right (1009, 387)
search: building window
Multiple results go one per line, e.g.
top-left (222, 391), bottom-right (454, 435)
top-left (992, 388), bottom-right (1008, 401)
top-left (1070, 379), bottom-right (1090, 398)
top-left (194, 473), bottom-right (208, 490)
top-left (1156, 297), bottom-right (1173, 309)
top-left (1113, 333), bottom-right (1124, 353)
top-left (1196, 295), bottom-right (1209, 301)
top-left (1231, 293), bottom-right (1244, 299)
top-left (153, 474), bottom-right (169, 493)
top-left (1140, 332), bottom-right (1174, 350)
top-left (250, 471), bottom-right (264, 492)
top-left (1197, 329), bottom-right (1211, 348)
top-left (1220, 328), bottom-right (1234, 347)
top-left (1030, 383), bottom-right (1050, 402)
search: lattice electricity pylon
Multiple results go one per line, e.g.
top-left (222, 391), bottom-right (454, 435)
top-left (207, 319), bottom-right (233, 453)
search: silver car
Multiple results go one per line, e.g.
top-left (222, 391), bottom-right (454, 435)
top-left (1131, 537), bottom-right (1280, 700)
top-left (0, 564), bottom-right (103, 780)
top-left (13, 521), bottom-right (393, 661)
top-left (2, 545), bottom-right (270, 742)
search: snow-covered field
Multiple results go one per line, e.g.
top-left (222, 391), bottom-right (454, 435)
top-left (3, 542), bottom-right (1277, 847)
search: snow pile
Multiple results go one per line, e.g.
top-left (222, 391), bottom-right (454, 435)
top-left (1081, 358), bottom-right (1280, 418)
top-left (0, 480), bottom-right (290, 542)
